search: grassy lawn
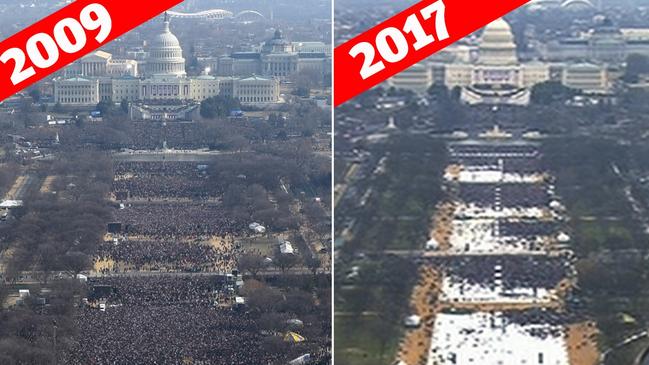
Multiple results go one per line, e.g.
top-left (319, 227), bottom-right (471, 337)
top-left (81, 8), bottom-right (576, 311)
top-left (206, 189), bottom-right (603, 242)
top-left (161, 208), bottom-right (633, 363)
top-left (543, 137), bottom-right (649, 363)
top-left (572, 219), bottom-right (644, 254)
top-left (605, 337), bottom-right (649, 365)
top-left (335, 256), bottom-right (417, 365)
top-left (334, 315), bottom-right (402, 365)
top-left (343, 135), bottom-right (447, 253)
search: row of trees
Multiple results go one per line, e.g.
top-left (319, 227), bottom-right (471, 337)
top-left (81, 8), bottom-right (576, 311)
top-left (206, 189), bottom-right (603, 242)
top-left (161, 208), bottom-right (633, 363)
top-left (3, 152), bottom-right (113, 282)
top-left (0, 152), bottom-right (113, 364)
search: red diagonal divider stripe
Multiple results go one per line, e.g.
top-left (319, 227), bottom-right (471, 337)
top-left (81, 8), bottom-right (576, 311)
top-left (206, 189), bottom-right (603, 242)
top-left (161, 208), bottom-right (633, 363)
top-left (0, 0), bottom-right (183, 101)
top-left (334, 0), bottom-right (530, 106)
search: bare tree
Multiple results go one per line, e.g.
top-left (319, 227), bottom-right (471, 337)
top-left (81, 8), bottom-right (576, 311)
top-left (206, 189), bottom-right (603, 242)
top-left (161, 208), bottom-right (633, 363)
top-left (273, 251), bottom-right (301, 273)
top-left (238, 253), bottom-right (267, 279)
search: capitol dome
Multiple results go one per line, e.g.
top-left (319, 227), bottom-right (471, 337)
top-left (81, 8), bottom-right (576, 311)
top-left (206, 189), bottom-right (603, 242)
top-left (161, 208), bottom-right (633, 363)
top-left (261, 29), bottom-right (293, 54)
top-left (146, 13), bottom-right (186, 77)
top-left (478, 18), bottom-right (518, 66)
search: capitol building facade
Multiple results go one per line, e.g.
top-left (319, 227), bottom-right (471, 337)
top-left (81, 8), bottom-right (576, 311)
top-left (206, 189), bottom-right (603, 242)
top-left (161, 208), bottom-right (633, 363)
top-left (54, 15), bottom-right (281, 107)
top-left (214, 29), bottom-right (331, 80)
top-left (389, 18), bottom-right (612, 105)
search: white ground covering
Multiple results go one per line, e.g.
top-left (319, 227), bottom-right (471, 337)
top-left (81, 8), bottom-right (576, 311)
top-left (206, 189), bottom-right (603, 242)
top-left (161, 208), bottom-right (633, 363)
top-left (455, 204), bottom-right (547, 219)
top-left (440, 276), bottom-right (554, 304)
top-left (446, 170), bottom-right (544, 184)
top-left (450, 152), bottom-right (536, 158)
top-left (448, 219), bottom-right (546, 254)
top-left (428, 312), bottom-right (569, 365)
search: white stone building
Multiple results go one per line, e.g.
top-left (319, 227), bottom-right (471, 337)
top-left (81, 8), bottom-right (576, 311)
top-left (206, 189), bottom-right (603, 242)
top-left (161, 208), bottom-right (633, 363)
top-left (387, 18), bottom-right (612, 105)
top-left (215, 30), bottom-right (331, 81)
top-left (53, 77), bottom-right (99, 106)
top-left (54, 15), bottom-right (281, 107)
top-left (64, 51), bottom-right (138, 78)
top-left (538, 17), bottom-right (649, 63)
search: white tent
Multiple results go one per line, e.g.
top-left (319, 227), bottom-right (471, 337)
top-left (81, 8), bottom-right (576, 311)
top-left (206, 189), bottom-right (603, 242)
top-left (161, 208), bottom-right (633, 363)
top-left (426, 238), bottom-right (439, 250)
top-left (288, 354), bottom-right (311, 365)
top-left (557, 232), bottom-right (570, 242)
top-left (404, 315), bottom-right (421, 328)
top-left (280, 241), bottom-right (295, 255)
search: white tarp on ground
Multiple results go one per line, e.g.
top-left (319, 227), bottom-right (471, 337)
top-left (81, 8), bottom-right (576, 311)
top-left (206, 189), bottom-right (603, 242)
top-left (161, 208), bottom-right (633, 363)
top-left (440, 276), bottom-right (553, 304)
top-left (448, 219), bottom-right (546, 254)
top-left (428, 312), bottom-right (569, 365)
top-left (0, 200), bottom-right (23, 208)
top-left (446, 170), bottom-right (544, 184)
top-left (455, 204), bottom-right (547, 220)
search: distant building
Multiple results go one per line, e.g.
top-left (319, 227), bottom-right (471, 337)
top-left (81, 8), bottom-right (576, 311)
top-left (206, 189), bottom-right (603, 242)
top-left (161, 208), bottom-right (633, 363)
top-left (561, 62), bottom-right (610, 93)
top-left (537, 17), bottom-right (649, 63)
top-left (219, 75), bottom-right (281, 104)
top-left (64, 51), bottom-right (138, 78)
top-left (53, 77), bottom-right (99, 106)
top-left (215, 30), bottom-right (331, 80)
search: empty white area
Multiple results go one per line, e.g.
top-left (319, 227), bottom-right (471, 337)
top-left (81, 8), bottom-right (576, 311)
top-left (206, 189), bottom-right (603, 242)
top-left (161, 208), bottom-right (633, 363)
top-left (448, 219), bottom-right (546, 254)
top-left (446, 170), bottom-right (544, 184)
top-left (428, 312), bottom-right (569, 365)
top-left (455, 204), bottom-right (547, 220)
top-left (440, 276), bottom-right (555, 304)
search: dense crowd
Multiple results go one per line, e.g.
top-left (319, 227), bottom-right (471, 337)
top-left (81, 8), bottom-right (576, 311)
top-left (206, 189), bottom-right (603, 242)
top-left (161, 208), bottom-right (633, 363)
top-left (504, 308), bottom-right (586, 329)
top-left (114, 202), bottom-right (245, 238)
top-left (458, 183), bottom-right (551, 208)
top-left (63, 305), bottom-right (329, 365)
top-left (59, 276), bottom-right (330, 365)
top-left (88, 276), bottom-right (222, 306)
top-left (427, 255), bottom-right (572, 291)
top-left (58, 121), bottom-right (219, 150)
top-left (128, 121), bottom-right (219, 150)
top-left (113, 161), bottom-right (221, 199)
top-left (96, 239), bottom-right (236, 272)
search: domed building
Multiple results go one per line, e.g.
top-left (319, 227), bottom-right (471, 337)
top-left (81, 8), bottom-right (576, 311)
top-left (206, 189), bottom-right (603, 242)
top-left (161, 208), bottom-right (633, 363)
top-left (145, 13), bottom-right (186, 77)
top-left (442, 18), bottom-right (552, 105)
top-left (261, 29), bottom-right (293, 54)
top-left (53, 14), bottom-right (283, 109)
top-left (478, 18), bottom-right (518, 66)
top-left (215, 28), bottom-right (331, 79)
top-left (388, 17), bottom-right (612, 104)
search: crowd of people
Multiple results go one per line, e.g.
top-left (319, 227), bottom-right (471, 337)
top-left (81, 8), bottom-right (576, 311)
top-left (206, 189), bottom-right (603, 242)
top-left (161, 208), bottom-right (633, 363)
top-left (59, 276), bottom-right (330, 365)
top-left (56, 121), bottom-right (219, 150)
top-left (127, 121), bottom-right (220, 150)
top-left (458, 183), bottom-right (551, 208)
top-left (427, 255), bottom-right (572, 291)
top-left (428, 141), bottom-right (585, 348)
top-left (88, 276), bottom-right (223, 306)
top-left (96, 239), bottom-right (237, 272)
top-left (113, 161), bottom-right (222, 199)
top-left (114, 202), bottom-right (245, 238)
top-left (52, 127), bottom-right (331, 365)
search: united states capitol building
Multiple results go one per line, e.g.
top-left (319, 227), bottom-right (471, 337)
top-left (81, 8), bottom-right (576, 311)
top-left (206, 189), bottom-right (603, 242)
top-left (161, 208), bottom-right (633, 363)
top-left (389, 18), bottom-right (612, 105)
top-left (54, 15), bottom-right (282, 106)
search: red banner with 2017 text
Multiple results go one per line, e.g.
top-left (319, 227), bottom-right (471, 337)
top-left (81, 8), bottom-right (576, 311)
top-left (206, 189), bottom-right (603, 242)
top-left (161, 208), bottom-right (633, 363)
top-left (333, 0), bottom-right (531, 106)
